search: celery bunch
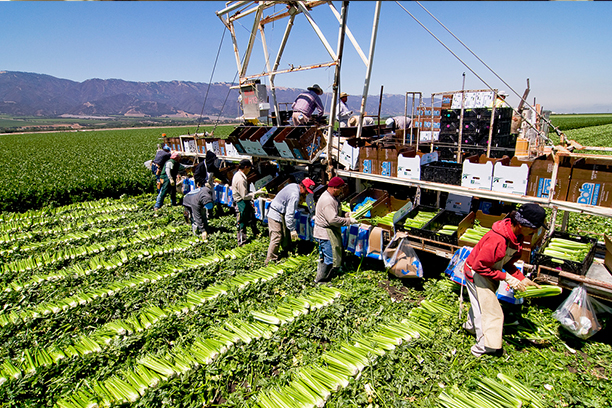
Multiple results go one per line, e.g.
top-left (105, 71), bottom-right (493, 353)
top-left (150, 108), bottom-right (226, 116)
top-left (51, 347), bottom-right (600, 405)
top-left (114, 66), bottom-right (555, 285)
top-left (404, 210), bottom-right (438, 229)
top-left (542, 237), bottom-right (593, 263)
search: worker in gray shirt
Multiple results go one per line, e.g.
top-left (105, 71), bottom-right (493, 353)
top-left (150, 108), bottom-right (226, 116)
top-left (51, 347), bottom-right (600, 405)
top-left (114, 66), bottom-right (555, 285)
top-left (182, 185), bottom-right (213, 241)
top-left (313, 177), bottom-right (356, 283)
top-left (265, 178), bottom-right (316, 265)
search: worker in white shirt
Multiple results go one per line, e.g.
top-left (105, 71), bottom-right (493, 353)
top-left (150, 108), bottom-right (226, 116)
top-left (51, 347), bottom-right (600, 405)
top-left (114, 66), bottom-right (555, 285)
top-left (336, 92), bottom-right (353, 128)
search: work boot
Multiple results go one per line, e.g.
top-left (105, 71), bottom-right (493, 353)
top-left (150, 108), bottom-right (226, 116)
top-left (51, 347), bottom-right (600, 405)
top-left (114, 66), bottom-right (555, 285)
top-left (315, 262), bottom-right (333, 283)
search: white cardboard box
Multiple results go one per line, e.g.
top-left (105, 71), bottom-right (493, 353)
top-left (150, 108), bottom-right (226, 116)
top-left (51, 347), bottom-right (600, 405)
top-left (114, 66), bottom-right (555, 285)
top-left (492, 161), bottom-right (529, 195)
top-left (461, 160), bottom-right (493, 190)
top-left (339, 142), bottom-right (360, 170)
top-left (397, 154), bottom-right (420, 180)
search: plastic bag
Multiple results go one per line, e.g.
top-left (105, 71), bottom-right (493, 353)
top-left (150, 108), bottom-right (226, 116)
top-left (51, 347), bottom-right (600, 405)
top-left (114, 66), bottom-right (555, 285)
top-left (444, 246), bottom-right (472, 286)
top-left (383, 231), bottom-right (423, 278)
top-left (552, 285), bottom-right (602, 339)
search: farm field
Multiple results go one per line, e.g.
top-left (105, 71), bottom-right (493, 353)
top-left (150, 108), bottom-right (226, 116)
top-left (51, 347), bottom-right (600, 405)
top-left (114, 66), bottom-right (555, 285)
top-left (0, 194), bottom-right (610, 407)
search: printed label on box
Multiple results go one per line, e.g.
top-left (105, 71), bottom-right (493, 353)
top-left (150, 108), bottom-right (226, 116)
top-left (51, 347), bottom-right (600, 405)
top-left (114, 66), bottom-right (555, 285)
top-left (578, 182), bottom-right (601, 205)
top-left (362, 159), bottom-right (373, 174)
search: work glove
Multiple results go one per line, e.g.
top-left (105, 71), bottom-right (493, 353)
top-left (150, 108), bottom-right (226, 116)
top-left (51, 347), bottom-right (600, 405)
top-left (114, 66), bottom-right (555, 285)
top-left (254, 189), bottom-right (265, 197)
top-left (504, 273), bottom-right (526, 292)
top-left (290, 230), bottom-right (299, 241)
top-left (521, 278), bottom-right (541, 289)
top-left (201, 232), bottom-right (208, 242)
top-left (169, 180), bottom-right (175, 186)
top-left (349, 217), bottom-right (358, 224)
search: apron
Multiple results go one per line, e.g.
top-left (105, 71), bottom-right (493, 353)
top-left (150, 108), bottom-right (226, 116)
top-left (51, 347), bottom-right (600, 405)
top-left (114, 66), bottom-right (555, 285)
top-left (469, 241), bottom-right (516, 350)
top-left (324, 227), bottom-right (343, 268)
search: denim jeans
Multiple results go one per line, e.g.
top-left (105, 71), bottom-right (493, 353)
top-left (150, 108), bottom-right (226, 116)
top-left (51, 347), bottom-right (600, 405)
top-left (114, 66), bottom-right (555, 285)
top-left (155, 178), bottom-right (176, 209)
top-left (316, 238), bottom-right (334, 266)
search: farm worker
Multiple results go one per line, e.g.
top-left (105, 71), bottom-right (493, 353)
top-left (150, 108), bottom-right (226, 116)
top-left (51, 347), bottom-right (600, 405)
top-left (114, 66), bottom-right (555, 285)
top-left (348, 115), bottom-right (375, 127)
top-left (336, 92), bottom-right (353, 128)
top-left (312, 176), bottom-right (356, 283)
top-left (150, 144), bottom-right (171, 192)
top-left (154, 151), bottom-right (186, 211)
top-left (193, 159), bottom-right (208, 188)
top-left (495, 90), bottom-right (509, 108)
top-left (385, 116), bottom-right (412, 132)
top-left (231, 159), bottom-right (264, 246)
top-left (265, 178), bottom-right (317, 265)
top-left (292, 84), bottom-right (325, 125)
top-left (462, 203), bottom-right (546, 357)
top-left (182, 184), bottom-right (213, 241)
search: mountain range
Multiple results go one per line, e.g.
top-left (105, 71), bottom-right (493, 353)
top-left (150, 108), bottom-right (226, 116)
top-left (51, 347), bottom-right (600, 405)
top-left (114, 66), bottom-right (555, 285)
top-left (0, 71), bottom-right (419, 119)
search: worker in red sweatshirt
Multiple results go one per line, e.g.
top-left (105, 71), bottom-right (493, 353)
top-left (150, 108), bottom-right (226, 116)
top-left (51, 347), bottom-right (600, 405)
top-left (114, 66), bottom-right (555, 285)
top-left (462, 203), bottom-right (547, 357)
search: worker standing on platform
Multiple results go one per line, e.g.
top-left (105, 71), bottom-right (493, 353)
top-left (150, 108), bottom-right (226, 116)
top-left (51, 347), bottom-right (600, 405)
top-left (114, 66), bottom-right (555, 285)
top-left (336, 92), bottom-right (353, 128)
top-left (495, 91), bottom-right (509, 108)
top-left (313, 177), bottom-right (356, 283)
top-left (265, 178), bottom-right (316, 265)
top-left (462, 203), bottom-right (545, 357)
top-left (292, 84), bottom-right (325, 125)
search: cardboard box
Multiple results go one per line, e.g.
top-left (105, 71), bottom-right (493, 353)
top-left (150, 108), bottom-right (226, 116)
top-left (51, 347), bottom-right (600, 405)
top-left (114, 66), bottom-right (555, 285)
top-left (359, 143), bottom-right (378, 174)
top-left (566, 158), bottom-right (612, 207)
top-left (526, 154), bottom-right (572, 201)
top-left (397, 153), bottom-right (420, 180)
top-left (461, 156), bottom-right (494, 190)
top-left (273, 127), bottom-right (296, 159)
top-left (445, 193), bottom-right (472, 214)
top-left (339, 141), bottom-right (360, 170)
top-left (241, 127), bottom-right (268, 156)
top-left (492, 156), bottom-right (530, 195)
top-left (457, 210), bottom-right (507, 247)
top-left (378, 144), bottom-right (398, 177)
top-left (441, 94), bottom-right (453, 108)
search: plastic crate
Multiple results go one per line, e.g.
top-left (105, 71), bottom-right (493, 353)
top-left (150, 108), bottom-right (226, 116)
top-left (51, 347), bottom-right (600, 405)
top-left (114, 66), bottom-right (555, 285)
top-left (533, 231), bottom-right (597, 276)
top-left (423, 210), bottom-right (466, 245)
top-left (394, 205), bottom-right (440, 237)
top-left (421, 161), bottom-right (462, 185)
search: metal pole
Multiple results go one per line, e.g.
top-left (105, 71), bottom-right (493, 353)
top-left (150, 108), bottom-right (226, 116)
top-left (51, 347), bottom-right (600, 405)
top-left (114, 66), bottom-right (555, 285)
top-left (356, 1), bottom-right (382, 140)
top-left (240, 7), bottom-right (264, 79)
top-left (487, 90), bottom-right (497, 158)
top-left (258, 24), bottom-right (281, 125)
top-left (403, 92), bottom-right (408, 145)
top-left (326, 1), bottom-right (349, 176)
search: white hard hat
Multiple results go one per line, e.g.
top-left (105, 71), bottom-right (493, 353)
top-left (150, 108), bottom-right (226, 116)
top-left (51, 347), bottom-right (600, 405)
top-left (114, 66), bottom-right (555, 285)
top-left (498, 90), bottom-right (508, 97)
top-left (385, 118), bottom-right (395, 127)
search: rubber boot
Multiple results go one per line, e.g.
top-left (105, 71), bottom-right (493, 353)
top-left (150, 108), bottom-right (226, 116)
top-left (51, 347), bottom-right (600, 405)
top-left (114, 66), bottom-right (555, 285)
top-left (315, 262), bottom-right (333, 283)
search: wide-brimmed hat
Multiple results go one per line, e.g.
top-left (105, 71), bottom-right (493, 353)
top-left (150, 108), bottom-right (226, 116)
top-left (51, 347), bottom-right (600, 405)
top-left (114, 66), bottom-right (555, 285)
top-left (516, 203), bottom-right (548, 229)
top-left (308, 84), bottom-right (323, 94)
top-left (340, 92), bottom-right (349, 98)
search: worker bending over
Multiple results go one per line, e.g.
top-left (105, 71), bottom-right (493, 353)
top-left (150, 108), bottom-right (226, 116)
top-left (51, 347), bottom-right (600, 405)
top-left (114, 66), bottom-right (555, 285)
top-left (265, 178), bottom-right (316, 265)
top-left (292, 84), bottom-right (325, 125)
top-left (463, 203), bottom-right (545, 357)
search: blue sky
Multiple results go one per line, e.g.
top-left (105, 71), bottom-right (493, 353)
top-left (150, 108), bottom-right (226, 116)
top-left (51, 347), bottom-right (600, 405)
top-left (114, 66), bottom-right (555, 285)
top-left (2, 1), bottom-right (611, 113)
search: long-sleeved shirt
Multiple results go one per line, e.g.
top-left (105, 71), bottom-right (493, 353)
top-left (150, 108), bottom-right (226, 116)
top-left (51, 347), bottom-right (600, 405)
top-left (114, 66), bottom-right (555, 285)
top-left (336, 100), bottom-right (353, 127)
top-left (391, 116), bottom-right (412, 130)
top-left (464, 218), bottom-right (525, 283)
top-left (313, 190), bottom-right (352, 240)
top-left (292, 90), bottom-right (324, 118)
top-left (163, 159), bottom-right (185, 181)
top-left (268, 183), bottom-right (301, 231)
top-left (182, 186), bottom-right (213, 231)
top-left (231, 170), bottom-right (255, 202)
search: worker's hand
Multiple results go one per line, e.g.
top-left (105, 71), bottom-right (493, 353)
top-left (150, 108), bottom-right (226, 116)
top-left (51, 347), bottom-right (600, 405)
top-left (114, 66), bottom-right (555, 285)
top-left (290, 230), bottom-right (299, 241)
top-left (254, 189), bottom-right (265, 197)
top-left (169, 180), bottom-right (175, 186)
top-left (522, 278), bottom-right (541, 289)
top-left (201, 232), bottom-right (208, 242)
top-left (505, 273), bottom-right (526, 292)
top-left (349, 217), bottom-right (358, 224)
top-left (346, 211), bottom-right (353, 218)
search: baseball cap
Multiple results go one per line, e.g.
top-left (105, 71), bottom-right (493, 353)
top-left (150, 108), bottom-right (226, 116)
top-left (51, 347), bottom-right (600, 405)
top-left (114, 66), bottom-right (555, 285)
top-left (327, 176), bottom-right (345, 188)
top-left (516, 203), bottom-right (547, 229)
top-left (162, 145), bottom-right (171, 152)
top-left (301, 178), bottom-right (316, 194)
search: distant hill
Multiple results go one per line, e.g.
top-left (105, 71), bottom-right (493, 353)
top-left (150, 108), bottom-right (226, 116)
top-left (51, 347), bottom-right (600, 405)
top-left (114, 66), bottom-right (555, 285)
top-left (0, 71), bottom-right (419, 119)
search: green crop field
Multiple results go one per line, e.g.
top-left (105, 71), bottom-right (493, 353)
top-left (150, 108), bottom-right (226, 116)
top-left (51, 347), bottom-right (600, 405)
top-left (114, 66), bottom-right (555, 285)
top-left (0, 125), bottom-right (234, 213)
top-left (0, 195), bottom-right (609, 407)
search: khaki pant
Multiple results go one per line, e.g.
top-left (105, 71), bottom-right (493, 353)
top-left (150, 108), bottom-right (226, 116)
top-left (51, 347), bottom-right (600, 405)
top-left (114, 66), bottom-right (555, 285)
top-left (266, 218), bottom-right (290, 264)
top-left (465, 272), bottom-right (504, 355)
